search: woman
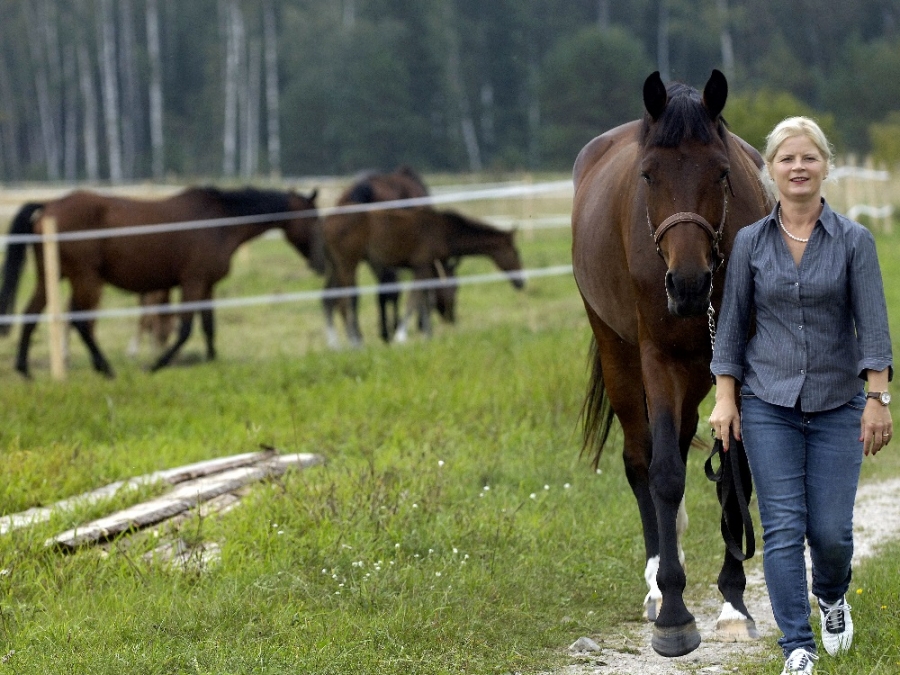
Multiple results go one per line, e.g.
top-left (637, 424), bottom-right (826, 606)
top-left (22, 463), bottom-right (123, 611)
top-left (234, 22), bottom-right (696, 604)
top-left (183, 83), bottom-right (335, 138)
top-left (709, 117), bottom-right (893, 675)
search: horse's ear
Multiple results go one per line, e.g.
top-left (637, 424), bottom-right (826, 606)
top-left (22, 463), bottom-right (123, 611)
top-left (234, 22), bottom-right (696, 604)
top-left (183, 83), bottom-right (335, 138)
top-left (643, 71), bottom-right (668, 121)
top-left (702, 69), bottom-right (728, 120)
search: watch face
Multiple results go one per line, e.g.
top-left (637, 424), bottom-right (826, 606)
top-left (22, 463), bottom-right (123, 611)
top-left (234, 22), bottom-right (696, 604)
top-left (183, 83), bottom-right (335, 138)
top-left (881, 392), bottom-right (892, 405)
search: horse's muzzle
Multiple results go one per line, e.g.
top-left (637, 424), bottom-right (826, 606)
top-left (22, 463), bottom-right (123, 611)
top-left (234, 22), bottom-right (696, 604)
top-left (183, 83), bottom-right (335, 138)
top-left (665, 270), bottom-right (711, 317)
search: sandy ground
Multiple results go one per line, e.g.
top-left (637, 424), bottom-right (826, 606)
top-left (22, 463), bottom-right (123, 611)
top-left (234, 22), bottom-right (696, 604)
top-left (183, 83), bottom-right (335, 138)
top-left (552, 476), bottom-right (900, 675)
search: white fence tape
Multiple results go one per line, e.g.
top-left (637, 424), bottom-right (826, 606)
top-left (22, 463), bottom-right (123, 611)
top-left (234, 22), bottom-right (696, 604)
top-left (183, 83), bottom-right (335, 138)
top-left (0, 180), bottom-right (573, 245)
top-left (0, 265), bottom-right (574, 327)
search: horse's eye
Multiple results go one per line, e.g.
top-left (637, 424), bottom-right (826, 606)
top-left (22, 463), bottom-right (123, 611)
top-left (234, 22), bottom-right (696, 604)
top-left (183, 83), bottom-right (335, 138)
top-left (719, 169), bottom-right (730, 183)
top-left (640, 172), bottom-right (651, 184)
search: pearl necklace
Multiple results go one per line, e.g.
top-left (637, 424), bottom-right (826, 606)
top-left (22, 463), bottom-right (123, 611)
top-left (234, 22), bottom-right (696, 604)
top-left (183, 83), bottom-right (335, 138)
top-left (778, 206), bottom-right (810, 243)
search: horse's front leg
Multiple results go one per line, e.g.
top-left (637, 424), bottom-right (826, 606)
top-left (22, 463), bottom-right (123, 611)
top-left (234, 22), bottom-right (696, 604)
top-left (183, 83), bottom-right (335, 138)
top-left (641, 344), bottom-right (700, 657)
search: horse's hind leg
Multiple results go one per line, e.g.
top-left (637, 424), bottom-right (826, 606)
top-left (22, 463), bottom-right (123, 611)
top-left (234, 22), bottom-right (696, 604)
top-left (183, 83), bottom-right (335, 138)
top-left (150, 312), bottom-right (195, 372)
top-left (68, 277), bottom-right (114, 377)
top-left (200, 308), bottom-right (216, 360)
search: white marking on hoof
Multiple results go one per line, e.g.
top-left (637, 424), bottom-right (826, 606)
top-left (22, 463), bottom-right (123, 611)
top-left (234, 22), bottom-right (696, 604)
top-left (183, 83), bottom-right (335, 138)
top-left (393, 326), bottom-right (409, 343)
top-left (643, 555), bottom-right (662, 621)
top-left (713, 602), bottom-right (760, 641)
top-left (325, 327), bottom-right (340, 350)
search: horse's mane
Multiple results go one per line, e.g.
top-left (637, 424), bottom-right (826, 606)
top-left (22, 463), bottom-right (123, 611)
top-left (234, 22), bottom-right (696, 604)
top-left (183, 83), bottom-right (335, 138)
top-left (441, 209), bottom-right (507, 236)
top-left (191, 186), bottom-right (293, 216)
top-left (640, 82), bottom-right (727, 148)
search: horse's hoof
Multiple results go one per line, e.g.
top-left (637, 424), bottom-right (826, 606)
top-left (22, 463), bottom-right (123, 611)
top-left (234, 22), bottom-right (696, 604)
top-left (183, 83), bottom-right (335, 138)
top-left (714, 618), bottom-right (759, 642)
top-left (651, 620), bottom-right (701, 657)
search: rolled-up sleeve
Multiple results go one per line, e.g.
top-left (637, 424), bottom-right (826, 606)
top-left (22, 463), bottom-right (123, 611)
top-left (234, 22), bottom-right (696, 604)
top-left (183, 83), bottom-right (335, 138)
top-left (849, 227), bottom-right (893, 381)
top-left (711, 227), bottom-right (755, 381)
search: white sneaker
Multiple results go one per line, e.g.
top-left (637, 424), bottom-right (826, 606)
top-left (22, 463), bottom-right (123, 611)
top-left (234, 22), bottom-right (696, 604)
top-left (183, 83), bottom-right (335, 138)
top-left (781, 648), bottom-right (817, 674)
top-left (818, 596), bottom-right (853, 655)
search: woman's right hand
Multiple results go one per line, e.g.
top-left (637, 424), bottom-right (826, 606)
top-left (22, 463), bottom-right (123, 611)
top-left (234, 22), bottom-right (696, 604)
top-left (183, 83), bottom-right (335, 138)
top-left (708, 375), bottom-right (741, 450)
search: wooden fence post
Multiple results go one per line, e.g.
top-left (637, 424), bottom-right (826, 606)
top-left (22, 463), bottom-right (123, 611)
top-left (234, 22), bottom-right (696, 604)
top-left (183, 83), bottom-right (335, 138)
top-left (40, 215), bottom-right (66, 380)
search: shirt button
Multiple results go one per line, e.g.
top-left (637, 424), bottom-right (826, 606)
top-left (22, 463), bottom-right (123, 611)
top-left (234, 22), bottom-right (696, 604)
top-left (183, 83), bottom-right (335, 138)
top-left (799, 325), bottom-right (803, 330)
top-left (800, 369), bottom-right (806, 374)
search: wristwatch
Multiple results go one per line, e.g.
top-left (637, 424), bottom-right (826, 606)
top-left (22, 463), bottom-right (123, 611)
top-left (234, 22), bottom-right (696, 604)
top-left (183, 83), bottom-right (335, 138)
top-left (866, 391), bottom-right (891, 406)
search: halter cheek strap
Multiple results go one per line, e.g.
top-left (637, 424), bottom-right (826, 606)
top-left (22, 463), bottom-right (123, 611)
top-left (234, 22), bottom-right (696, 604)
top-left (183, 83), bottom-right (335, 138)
top-left (647, 186), bottom-right (729, 273)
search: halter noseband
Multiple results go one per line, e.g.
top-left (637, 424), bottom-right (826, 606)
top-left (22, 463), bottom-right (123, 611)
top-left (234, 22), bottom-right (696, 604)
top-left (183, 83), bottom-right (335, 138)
top-left (647, 183), bottom-right (729, 273)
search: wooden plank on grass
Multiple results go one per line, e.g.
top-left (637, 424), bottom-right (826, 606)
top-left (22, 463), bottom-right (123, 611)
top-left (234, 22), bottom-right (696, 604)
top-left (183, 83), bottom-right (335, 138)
top-left (49, 453), bottom-right (323, 549)
top-left (1, 450), bottom-right (275, 535)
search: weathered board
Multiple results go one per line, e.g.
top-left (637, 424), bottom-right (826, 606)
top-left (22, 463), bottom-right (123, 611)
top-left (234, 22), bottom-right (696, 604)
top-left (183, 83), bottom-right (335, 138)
top-left (49, 453), bottom-right (323, 549)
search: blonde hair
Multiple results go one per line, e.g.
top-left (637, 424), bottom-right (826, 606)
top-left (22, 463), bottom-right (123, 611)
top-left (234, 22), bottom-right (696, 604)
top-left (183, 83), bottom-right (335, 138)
top-left (760, 117), bottom-right (835, 198)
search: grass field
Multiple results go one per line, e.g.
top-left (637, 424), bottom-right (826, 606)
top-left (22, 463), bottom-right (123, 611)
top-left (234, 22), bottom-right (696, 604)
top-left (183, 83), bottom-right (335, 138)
top-left (0, 172), bottom-right (899, 674)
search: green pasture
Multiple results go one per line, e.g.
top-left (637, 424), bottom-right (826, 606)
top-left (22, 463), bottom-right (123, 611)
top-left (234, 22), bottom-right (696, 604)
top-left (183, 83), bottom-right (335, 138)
top-left (1, 176), bottom-right (899, 674)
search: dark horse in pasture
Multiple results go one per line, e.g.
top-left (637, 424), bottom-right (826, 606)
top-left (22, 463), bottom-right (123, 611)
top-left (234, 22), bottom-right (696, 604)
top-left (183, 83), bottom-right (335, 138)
top-left (571, 70), bottom-right (772, 657)
top-left (330, 165), bottom-right (459, 344)
top-left (323, 205), bottom-right (524, 347)
top-left (0, 186), bottom-right (320, 377)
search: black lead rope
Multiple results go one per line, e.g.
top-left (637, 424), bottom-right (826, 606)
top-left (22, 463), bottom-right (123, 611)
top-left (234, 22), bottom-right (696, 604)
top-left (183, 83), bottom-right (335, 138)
top-left (704, 432), bottom-right (756, 561)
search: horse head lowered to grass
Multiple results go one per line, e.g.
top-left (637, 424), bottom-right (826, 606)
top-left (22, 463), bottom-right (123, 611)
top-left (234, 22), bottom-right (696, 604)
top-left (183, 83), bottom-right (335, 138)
top-left (322, 205), bottom-right (524, 348)
top-left (0, 186), bottom-right (320, 377)
top-left (571, 70), bottom-right (773, 657)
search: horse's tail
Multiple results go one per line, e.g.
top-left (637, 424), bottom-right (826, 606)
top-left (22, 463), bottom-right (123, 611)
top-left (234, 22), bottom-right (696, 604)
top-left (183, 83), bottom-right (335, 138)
top-left (579, 337), bottom-right (616, 470)
top-left (0, 202), bottom-right (43, 335)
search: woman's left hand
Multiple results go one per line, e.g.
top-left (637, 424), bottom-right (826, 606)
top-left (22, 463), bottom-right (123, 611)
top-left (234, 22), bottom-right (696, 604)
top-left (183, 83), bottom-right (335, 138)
top-left (861, 399), bottom-right (893, 455)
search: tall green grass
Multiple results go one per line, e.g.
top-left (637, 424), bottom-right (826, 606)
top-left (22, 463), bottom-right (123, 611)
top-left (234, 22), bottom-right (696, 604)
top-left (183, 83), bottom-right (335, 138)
top-left (0, 182), bottom-right (898, 674)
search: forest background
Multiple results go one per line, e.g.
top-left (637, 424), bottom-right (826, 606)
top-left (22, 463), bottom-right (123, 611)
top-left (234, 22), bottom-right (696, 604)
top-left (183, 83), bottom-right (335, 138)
top-left (1, 0), bottom-right (899, 185)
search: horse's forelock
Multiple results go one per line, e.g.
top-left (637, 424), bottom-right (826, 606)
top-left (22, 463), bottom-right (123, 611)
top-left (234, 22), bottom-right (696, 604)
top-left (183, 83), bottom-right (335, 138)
top-left (640, 83), bottom-right (726, 149)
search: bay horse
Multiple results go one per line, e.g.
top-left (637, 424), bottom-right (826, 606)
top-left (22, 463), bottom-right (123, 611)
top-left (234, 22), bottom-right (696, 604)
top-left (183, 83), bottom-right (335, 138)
top-left (0, 186), bottom-right (320, 377)
top-left (571, 70), bottom-right (772, 657)
top-left (323, 206), bottom-right (524, 347)
top-left (331, 165), bottom-right (459, 344)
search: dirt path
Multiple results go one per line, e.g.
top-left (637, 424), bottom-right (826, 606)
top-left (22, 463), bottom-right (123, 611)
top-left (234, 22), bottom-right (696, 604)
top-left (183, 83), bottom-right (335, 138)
top-left (555, 477), bottom-right (900, 675)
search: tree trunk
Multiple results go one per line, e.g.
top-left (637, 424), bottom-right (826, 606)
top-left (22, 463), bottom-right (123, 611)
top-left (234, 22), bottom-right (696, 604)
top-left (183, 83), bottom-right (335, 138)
top-left (221, 0), bottom-right (241, 178)
top-left (657, 0), bottom-right (670, 81)
top-left (146, 0), bottom-right (165, 179)
top-left (0, 56), bottom-right (22, 180)
top-left (63, 44), bottom-right (79, 181)
top-left (98, 0), bottom-right (123, 182)
top-left (26, 2), bottom-right (61, 180)
top-left (242, 39), bottom-right (261, 179)
top-left (716, 0), bottom-right (735, 81)
top-left (598, 0), bottom-right (610, 30)
top-left (78, 44), bottom-right (100, 182)
top-left (443, 4), bottom-right (482, 172)
top-left (118, 0), bottom-right (141, 180)
top-left (263, 0), bottom-right (281, 179)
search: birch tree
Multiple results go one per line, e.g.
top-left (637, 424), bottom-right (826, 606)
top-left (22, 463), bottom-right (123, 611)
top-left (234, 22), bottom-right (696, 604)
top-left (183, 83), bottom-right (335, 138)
top-left (98, 0), bottom-right (123, 182)
top-left (146, 0), bottom-right (165, 179)
top-left (716, 0), bottom-right (735, 81)
top-left (78, 44), bottom-right (100, 182)
top-left (263, 0), bottom-right (281, 178)
top-left (221, 0), bottom-right (242, 178)
top-left (26, 2), bottom-right (61, 180)
top-left (118, 0), bottom-right (141, 180)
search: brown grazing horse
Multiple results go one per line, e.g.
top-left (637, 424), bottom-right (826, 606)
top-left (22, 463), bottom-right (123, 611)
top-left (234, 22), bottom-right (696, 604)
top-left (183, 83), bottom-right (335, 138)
top-left (571, 70), bottom-right (772, 657)
top-left (0, 186), bottom-right (320, 377)
top-left (323, 206), bottom-right (524, 347)
top-left (331, 165), bottom-right (459, 343)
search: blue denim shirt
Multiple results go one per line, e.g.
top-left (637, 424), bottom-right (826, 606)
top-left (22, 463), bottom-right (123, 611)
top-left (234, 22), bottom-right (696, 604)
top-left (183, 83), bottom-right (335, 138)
top-left (711, 200), bottom-right (893, 412)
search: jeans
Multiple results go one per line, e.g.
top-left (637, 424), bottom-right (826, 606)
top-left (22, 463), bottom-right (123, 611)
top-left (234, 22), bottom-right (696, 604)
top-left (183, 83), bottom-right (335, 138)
top-left (740, 387), bottom-right (864, 657)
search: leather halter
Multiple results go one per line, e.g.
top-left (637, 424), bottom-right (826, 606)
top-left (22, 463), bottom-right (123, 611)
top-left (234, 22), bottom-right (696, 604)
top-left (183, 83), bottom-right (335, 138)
top-left (647, 184), bottom-right (729, 273)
